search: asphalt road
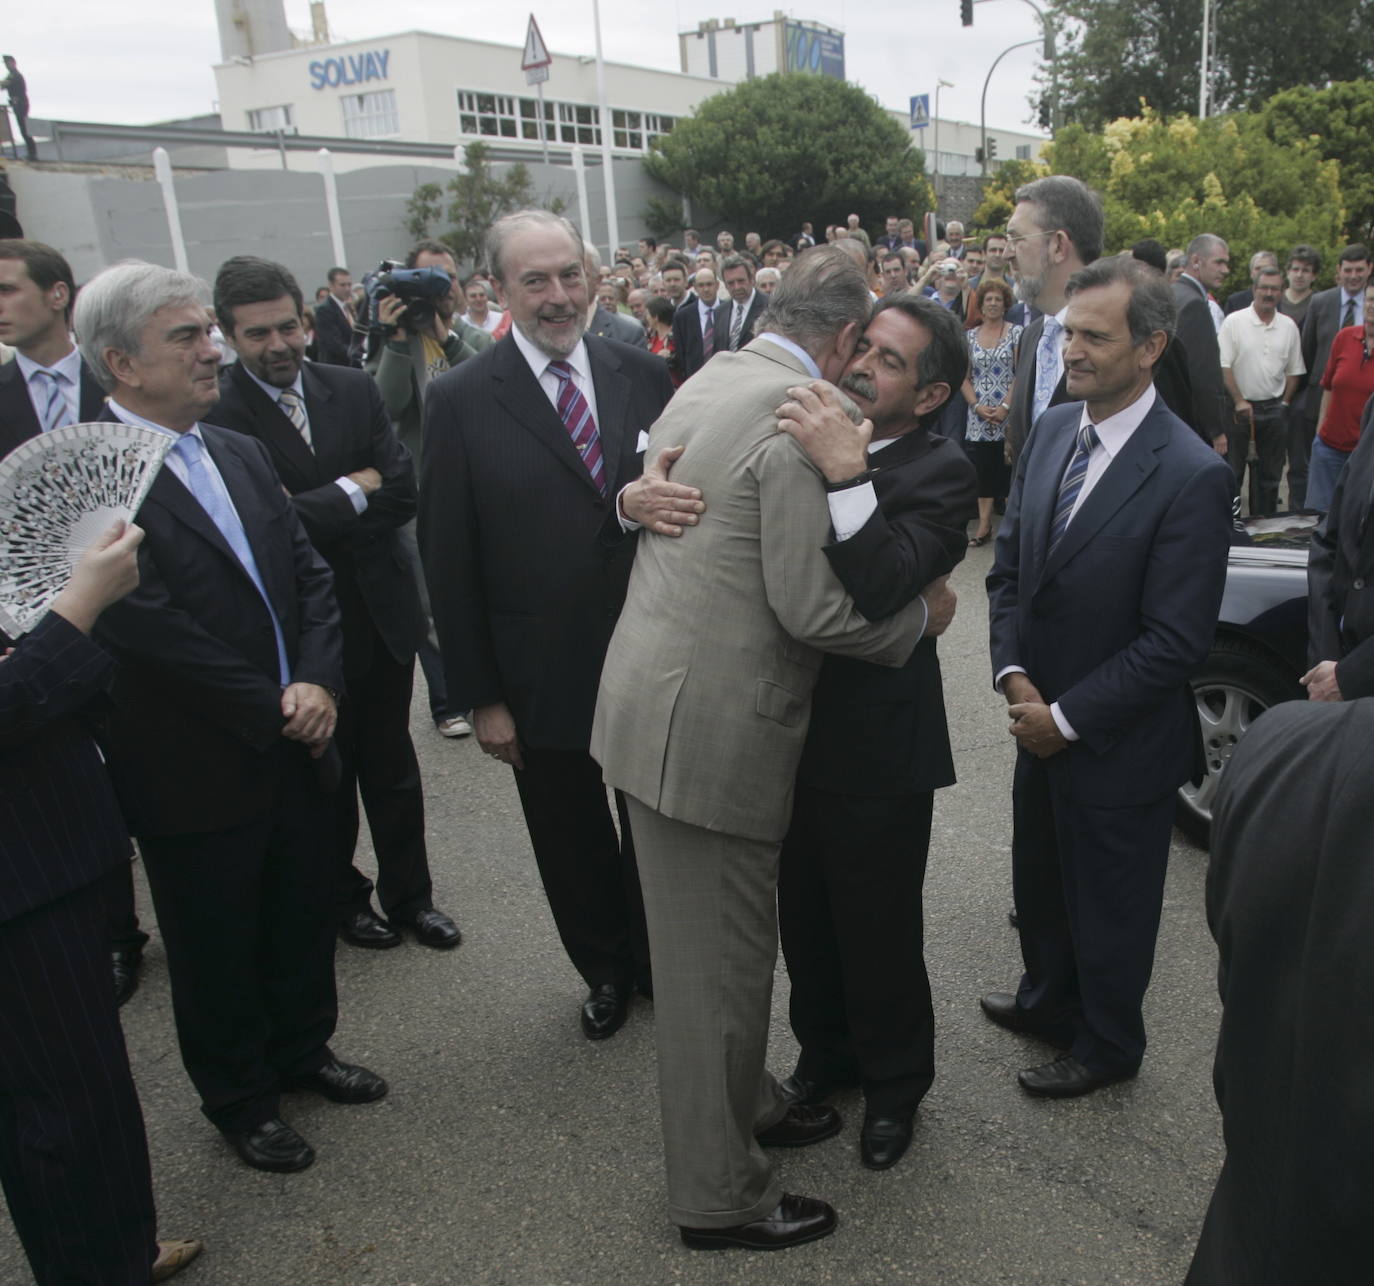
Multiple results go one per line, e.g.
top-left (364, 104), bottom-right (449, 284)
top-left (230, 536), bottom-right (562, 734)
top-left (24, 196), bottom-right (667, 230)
top-left (0, 536), bottom-right (1227, 1286)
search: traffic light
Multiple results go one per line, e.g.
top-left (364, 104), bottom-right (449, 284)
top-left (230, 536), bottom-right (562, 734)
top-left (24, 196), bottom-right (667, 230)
top-left (961, 0), bottom-right (974, 25)
top-left (986, 136), bottom-right (998, 161)
top-left (975, 146), bottom-right (985, 166)
top-left (1038, 96), bottom-right (1052, 130)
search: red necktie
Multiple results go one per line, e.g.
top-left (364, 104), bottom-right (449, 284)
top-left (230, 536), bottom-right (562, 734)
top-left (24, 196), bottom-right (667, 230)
top-left (702, 305), bottom-right (715, 359)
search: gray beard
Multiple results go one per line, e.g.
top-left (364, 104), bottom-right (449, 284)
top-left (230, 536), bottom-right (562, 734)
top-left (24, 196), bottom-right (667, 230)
top-left (839, 371), bottom-right (877, 402)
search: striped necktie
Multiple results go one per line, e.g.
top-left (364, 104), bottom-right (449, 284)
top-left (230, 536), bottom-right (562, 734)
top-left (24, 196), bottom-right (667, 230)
top-left (548, 360), bottom-right (606, 495)
top-left (1048, 423), bottom-right (1100, 554)
top-left (33, 368), bottom-right (74, 433)
top-left (701, 305), bottom-right (716, 360)
top-left (278, 387), bottom-right (312, 448)
top-left (729, 301), bottom-right (746, 350)
top-left (1343, 296), bottom-right (1356, 328)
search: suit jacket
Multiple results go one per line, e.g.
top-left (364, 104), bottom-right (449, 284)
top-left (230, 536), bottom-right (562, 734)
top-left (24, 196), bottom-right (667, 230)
top-left (799, 429), bottom-right (977, 797)
top-left (987, 392), bottom-right (1233, 806)
top-left (720, 291), bottom-right (766, 351)
top-left (94, 417), bottom-right (344, 836)
top-left (588, 307), bottom-right (649, 350)
top-left (1299, 284), bottom-right (1356, 414)
top-left (314, 293), bottom-right (359, 368)
top-left (0, 612), bottom-right (130, 923)
top-left (1005, 314), bottom-right (1069, 465)
top-left (591, 337), bottom-right (929, 843)
top-left (1171, 277), bottom-right (1230, 446)
top-left (1186, 699), bottom-right (1374, 1285)
top-left (418, 332), bottom-right (673, 750)
top-left (1307, 396), bottom-right (1374, 696)
top-left (670, 297), bottom-right (721, 379)
top-left (0, 355), bottom-right (107, 455)
top-left (206, 361), bottom-right (422, 679)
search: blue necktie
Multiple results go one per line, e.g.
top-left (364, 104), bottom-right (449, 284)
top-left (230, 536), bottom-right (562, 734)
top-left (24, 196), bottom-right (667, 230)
top-left (33, 368), bottom-right (74, 433)
top-left (173, 432), bottom-right (291, 685)
top-left (1032, 316), bottom-right (1063, 423)
top-left (1049, 423), bottom-right (1099, 554)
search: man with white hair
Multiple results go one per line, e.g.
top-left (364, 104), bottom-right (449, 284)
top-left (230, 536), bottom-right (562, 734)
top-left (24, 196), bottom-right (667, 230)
top-left (78, 260), bottom-right (386, 1175)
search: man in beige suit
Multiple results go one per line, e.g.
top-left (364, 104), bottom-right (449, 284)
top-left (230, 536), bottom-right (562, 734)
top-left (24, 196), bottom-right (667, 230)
top-left (592, 248), bottom-right (937, 1250)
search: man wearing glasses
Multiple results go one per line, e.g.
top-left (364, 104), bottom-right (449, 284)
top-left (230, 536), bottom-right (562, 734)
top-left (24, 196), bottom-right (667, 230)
top-left (1002, 176), bottom-right (1103, 466)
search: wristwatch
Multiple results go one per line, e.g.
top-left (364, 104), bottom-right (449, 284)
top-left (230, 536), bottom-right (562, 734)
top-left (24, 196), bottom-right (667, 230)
top-left (824, 467), bottom-right (879, 493)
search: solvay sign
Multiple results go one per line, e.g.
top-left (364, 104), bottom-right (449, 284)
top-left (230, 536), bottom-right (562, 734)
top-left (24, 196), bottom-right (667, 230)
top-left (309, 49), bottom-right (391, 90)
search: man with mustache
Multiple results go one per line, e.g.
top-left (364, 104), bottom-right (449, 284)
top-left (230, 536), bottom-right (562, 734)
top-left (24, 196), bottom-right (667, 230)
top-left (592, 250), bottom-right (943, 1249)
top-left (419, 210), bottom-right (693, 1042)
top-left (771, 294), bottom-right (977, 1171)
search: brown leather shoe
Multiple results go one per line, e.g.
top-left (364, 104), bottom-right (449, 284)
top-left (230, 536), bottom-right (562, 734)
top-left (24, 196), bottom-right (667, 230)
top-left (755, 1103), bottom-right (842, 1148)
top-left (152, 1237), bottom-right (202, 1281)
top-left (680, 1193), bottom-right (837, 1250)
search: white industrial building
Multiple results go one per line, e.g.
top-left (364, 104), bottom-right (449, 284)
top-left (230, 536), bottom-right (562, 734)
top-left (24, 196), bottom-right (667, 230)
top-left (212, 1), bottom-right (1046, 175)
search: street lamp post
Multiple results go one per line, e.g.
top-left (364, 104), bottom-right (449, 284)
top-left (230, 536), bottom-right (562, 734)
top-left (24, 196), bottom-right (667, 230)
top-left (980, 39), bottom-right (1039, 177)
top-left (933, 78), bottom-right (954, 200)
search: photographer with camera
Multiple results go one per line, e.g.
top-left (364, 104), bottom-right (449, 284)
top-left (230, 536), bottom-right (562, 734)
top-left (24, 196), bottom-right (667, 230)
top-left (368, 239), bottom-right (491, 740)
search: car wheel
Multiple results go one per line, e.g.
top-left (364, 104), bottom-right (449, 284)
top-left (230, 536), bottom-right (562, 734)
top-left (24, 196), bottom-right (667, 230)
top-left (1176, 637), bottom-right (1305, 848)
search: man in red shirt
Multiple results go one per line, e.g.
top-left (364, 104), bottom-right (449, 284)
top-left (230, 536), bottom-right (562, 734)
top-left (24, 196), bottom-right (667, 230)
top-left (1308, 281), bottom-right (1374, 511)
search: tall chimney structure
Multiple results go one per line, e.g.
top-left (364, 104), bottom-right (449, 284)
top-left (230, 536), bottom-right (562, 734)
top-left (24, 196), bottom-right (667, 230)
top-left (215, 0), bottom-right (293, 60)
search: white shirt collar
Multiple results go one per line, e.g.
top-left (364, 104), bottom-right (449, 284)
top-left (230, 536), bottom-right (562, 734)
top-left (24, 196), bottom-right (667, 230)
top-left (242, 364), bottom-right (305, 403)
top-left (1078, 383), bottom-right (1157, 454)
top-left (755, 331), bottom-right (821, 379)
top-left (509, 319), bottom-right (591, 385)
top-left (698, 297), bottom-right (718, 321)
top-left (15, 344), bottom-right (82, 387)
top-left (1245, 305), bottom-right (1283, 328)
top-left (730, 290), bottom-right (757, 315)
top-left (107, 397), bottom-right (204, 443)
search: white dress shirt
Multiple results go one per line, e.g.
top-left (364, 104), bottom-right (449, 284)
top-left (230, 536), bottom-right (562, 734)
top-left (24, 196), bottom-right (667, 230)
top-left (997, 384), bottom-right (1159, 740)
top-left (239, 366), bottom-right (366, 513)
top-left (510, 325), bottom-right (600, 427)
top-left (15, 345), bottom-right (83, 426)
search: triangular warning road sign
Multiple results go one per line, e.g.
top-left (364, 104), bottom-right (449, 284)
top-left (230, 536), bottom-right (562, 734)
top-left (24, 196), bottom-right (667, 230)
top-left (521, 16), bottom-right (552, 70)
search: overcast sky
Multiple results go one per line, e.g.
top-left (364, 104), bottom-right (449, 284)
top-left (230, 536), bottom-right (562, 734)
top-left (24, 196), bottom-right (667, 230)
top-left (17, 0), bottom-right (1050, 138)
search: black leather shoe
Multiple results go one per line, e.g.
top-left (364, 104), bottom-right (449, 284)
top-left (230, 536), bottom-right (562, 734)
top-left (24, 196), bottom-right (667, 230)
top-left (396, 908), bottom-right (462, 949)
top-left (779, 1071), bottom-right (859, 1106)
top-left (979, 992), bottom-right (1072, 1044)
top-left (338, 908), bottom-right (401, 949)
top-left (580, 983), bottom-right (629, 1040)
top-left (220, 1118), bottom-right (315, 1173)
top-left (1017, 1055), bottom-right (1136, 1098)
top-left (1008, 905), bottom-right (1020, 929)
top-left (284, 1056), bottom-right (388, 1104)
top-left (859, 1114), bottom-right (914, 1170)
top-left (680, 1193), bottom-right (837, 1251)
top-left (112, 949), bottom-right (142, 1007)
top-left (755, 1103), bottom-right (842, 1148)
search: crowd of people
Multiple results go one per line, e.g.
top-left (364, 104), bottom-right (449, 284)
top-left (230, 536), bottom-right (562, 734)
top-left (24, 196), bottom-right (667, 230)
top-left (0, 165), bottom-right (1368, 1282)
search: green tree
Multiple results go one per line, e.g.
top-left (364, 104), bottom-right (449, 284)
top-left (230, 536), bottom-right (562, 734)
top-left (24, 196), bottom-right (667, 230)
top-left (405, 141), bottom-right (546, 268)
top-left (1039, 0), bottom-right (1374, 130)
top-left (1021, 107), bottom-right (1346, 297)
top-left (644, 73), bottom-right (933, 238)
top-left (1260, 81), bottom-right (1374, 243)
top-left (972, 158), bottom-right (1049, 229)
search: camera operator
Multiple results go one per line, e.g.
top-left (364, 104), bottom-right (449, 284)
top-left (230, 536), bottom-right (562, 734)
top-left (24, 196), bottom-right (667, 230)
top-left (368, 239), bottom-right (491, 739)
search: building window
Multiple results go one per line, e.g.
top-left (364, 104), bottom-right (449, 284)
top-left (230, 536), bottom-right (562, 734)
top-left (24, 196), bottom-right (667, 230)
top-left (1015, 144), bottom-right (1032, 160)
top-left (248, 104), bottom-right (294, 133)
top-left (341, 89), bottom-right (399, 139)
top-left (457, 90), bottom-right (673, 152)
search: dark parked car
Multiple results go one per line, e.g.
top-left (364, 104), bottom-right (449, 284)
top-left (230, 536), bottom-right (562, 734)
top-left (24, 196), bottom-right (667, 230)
top-left (1176, 523), bottom-right (1313, 846)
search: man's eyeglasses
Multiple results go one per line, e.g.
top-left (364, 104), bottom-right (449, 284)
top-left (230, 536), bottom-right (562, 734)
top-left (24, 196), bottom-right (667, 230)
top-left (1006, 229), bottom-right (1060, 248)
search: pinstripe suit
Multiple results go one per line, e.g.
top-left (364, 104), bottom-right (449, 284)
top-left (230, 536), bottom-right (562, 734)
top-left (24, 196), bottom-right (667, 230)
top-left (0, 612), bottom-right (157, 1285)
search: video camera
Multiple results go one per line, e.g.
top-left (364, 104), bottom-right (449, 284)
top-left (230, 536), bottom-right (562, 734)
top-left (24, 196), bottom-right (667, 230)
top-left (363, 260), bottom-right (453, 336)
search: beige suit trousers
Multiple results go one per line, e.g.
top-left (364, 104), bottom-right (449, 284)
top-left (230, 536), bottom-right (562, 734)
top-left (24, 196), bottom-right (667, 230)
top-left (624, 795), bottom-right (791, 1228)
